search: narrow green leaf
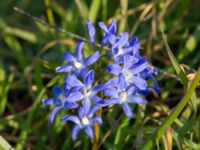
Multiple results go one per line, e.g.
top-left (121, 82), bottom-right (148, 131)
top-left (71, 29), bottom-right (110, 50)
top-left (162, 31), bottom-right (188, 86)
top-left (0, 136), bottom-right (14, 150)
top-left (3, 34), bottom-right (28, 70)
top-left (176, 114), bottom-right (196, 137)
top-left (88, 0), bottom-right (101, 22)
top-left (178, 24), bottom-right (200, 61)
top-left (118, 0), bottom-right (128, 33)
top-left (114, 118), bottom-right (130, 150)
top-left (4, 27), bottom-right (37, 43)
top-left (75, 0), bottom-right (88, 19)
top-left (0, 65), bottom-right (14, 115)
top-left (162, 31), bottom-right (198, 112)
top-left (140, 67), bottom-right (200, 150)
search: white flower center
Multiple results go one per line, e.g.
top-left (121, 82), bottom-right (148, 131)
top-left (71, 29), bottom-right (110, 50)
top-left (117, 48), bottom-right (123, 56)
top-left (82, 116), bottom-right (90, 126)
top-left (84, 89), bottom-right (92, 97)
top-left (119, 92), bottom-right (127, 103)
top-left (74, 61), bottom-right (82, 69)
top-left (124, 71), bottom-right (132, 82)
top-left (58, 94), bottom-right (65, 102)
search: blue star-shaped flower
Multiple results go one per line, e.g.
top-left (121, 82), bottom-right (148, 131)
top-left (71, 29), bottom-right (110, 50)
top-left (61, 105), bottom-right (102, 140)
top-left (42, 86), bottom-right (79, 124)
top-left (64, 69), bottom-right (105, 114)
top-left (103, 74), bottom-right (147, 118)
top-left (107, 54), bottom-right (149, 91)
top-left (55, 42), bottom-right (100, 76)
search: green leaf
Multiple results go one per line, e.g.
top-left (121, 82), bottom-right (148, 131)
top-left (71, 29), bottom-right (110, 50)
top-left (4, 27), bottom-right (37, 43)
top-left (118, 0), bottom-right (128, 33)
top-left (162, 31), bottom-right (198, 112)
top-left (75, 0), bottom-right (88, 19)
top-left (114, 118), bottom-right (130, 150)
top-left (178, 24), bottom-right (200, 61)
top-left (0, 65), bottom-right (14, 115)
top-left (162, 31), bottom-right (188, 86)
top-left (0, 136), bottom-right (14, 150)
top-left (176, 114), bottom-right (196, 138)
top-left (88, 0), bottom-right (101, 22)
top-left (140, 67), bottom-right (200, 150)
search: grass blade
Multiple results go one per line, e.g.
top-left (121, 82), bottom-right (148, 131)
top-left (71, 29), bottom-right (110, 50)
top-left (88, 0), bottom-right (101, 22)
top-left (162, 31), bottom-right (188, 86)
top-left (0, 136), bottom-right (15, 150)
top-left (140, 67), bottom-right (200, 150)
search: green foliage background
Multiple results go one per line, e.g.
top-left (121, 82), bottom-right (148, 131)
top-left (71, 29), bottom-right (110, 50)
top-left (0, 0), bottom-right (200, 149)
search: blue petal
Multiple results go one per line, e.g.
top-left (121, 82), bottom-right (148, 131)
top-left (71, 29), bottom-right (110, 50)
top-left (61, 115), bottom-right (80, 124)
top-left (131, 61), bottom-right (149, 74)
top-left (79, 68), bottom-right (88, 78)
top-left (88, 105), bottom-right (99, 117)
top-left (126, 86), bottom-right (136, 95)
top-left (90, 116), bottom-right (103, 125)
top-left (132, 76), bottom-right (147, 90)
top-left (72, 125), bottom-right (82, 141)
top-left (101, 37), bottom-right (109, 46)
top-left (123, 54), bottom-right (133, 70)
top-left (113, 32), bottom-right (129, 48)
top-left (103, 98), bottom-right (119, 106)
top-left (106, 64), bottom-right (121, 75)
top-left (98, 22), bottom-right (108, 32)
top-left (82, 97), bottom-right (91, 116)
top-left (104, 88), bottom-right (118, 97)
top-left (107, 34), bottom-right (117, 45)
top-left (84, 51), bottom-right (100, 67)
top-left (65, 74), bottom-right (83, 87)
top-left (42, 98), bottom-right (59, 106)
top-left (76, 42), bottom-right (84, 61)
top-left (67, 91), bottom-right (83, 102)
top-left (92, 83), bottom-right (106, 92)
top-left (86, 20), bottom-right (96, 43)
top-left (122, 103), bottom-right (133, 118)
top-left (118, 74), bottom-right (126, 92)
top-left (91, 95), bottom-right (104, 104)
top-left (78, 107), bottom-right (85, 118)
top-left (127, 95), bottom-right (148, 104)
top-left (123, 47), bottom-right (134, 54)
top-left (84, 126), bottom-right (94, 139)
top-left (49, 106), bottom-right (61, 124)
top-left (63, 52), bottom-right (76, 62)
top-left (105, 78), bottom-right (118, 87)
top-left (108, 19), bottom-right (116, 34)
top-left (129, 36), bottom-right (138, 46)
top-left (84, 70), bottom-right (94, 88)
top-left (132, 43), bottom-right (141, 57)
top-left (55, 64), bottom-right (73, 73)
top-left (52, 86), bottom-right (62, 96)
top-left (64, 102), bottom-right (79, 109)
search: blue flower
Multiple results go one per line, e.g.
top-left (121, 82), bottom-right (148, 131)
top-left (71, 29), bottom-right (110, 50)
top-left (61, 105), bottom-right (102, 140)
top-left (106, 54), bottom-right (149, 91)
top-left (86, 19), bottom-right (96, 43)
top-left (98, 19), bottom-right (117, 46)
top-left (107, 32), bottom-right (130, 63)
top-left (42, 86), bottom-right (79, 124)
top-left (55, 42), bottom-right (100, 76)
top-left (103, 74), bottom-right (147, 118)
top-left (64, 69), bottom-right (105, 113)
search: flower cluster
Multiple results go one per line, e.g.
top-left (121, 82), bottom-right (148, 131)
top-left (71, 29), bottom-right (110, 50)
top-left (42, 19), bottom-right (159, 140)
